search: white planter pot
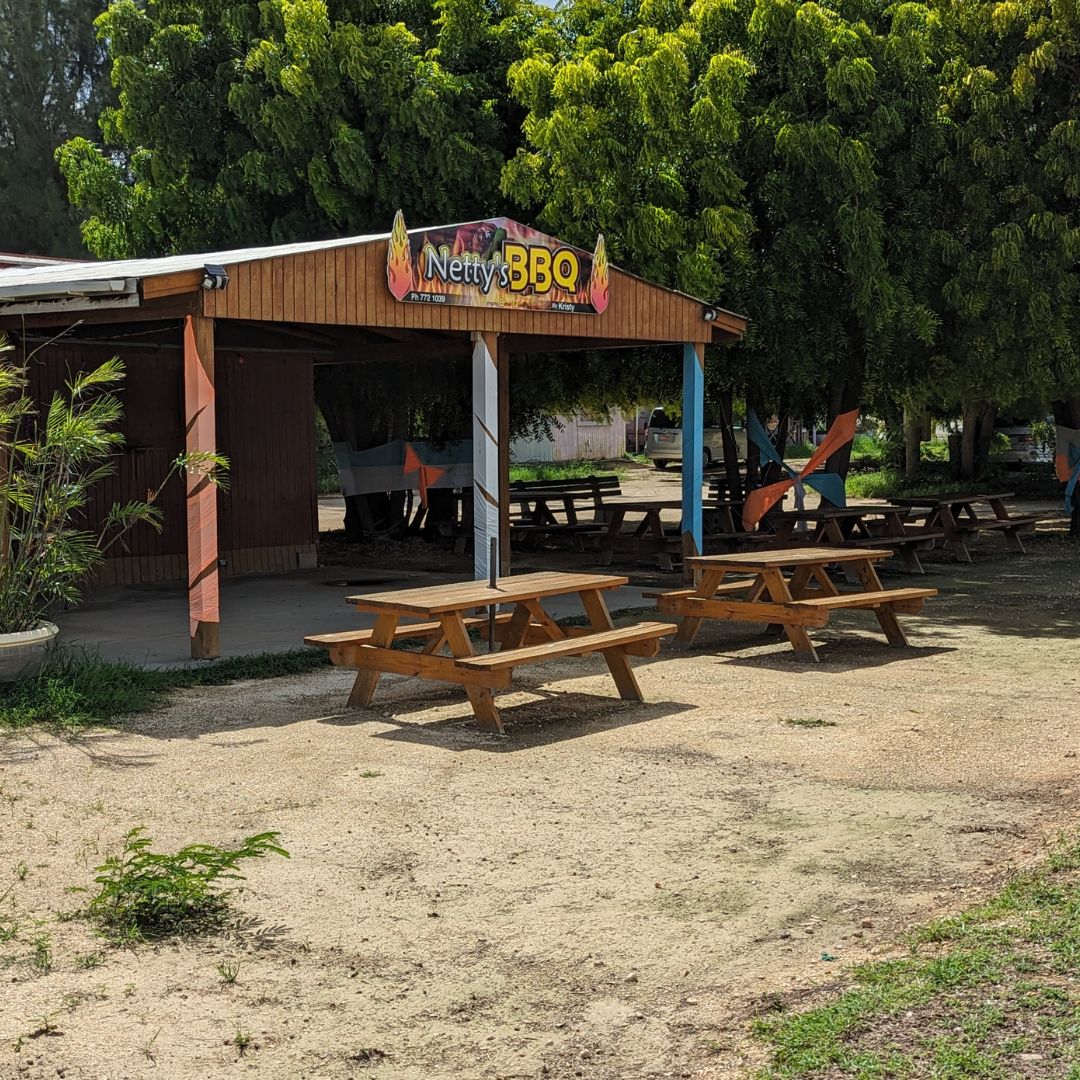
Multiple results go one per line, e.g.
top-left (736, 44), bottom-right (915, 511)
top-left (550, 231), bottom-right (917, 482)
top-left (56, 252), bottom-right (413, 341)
top-left (0, 622), bottom-right (59, 682)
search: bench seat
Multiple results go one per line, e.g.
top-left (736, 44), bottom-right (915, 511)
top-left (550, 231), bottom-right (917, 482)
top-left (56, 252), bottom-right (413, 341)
top-left (455, 622), bottom-right (675, 671)
top-left (794, 586), bottom-right (937, 611)
top-left (305, 612), bottom-right (513, 649)
top-left (849, 529), bottom-right (944, 548)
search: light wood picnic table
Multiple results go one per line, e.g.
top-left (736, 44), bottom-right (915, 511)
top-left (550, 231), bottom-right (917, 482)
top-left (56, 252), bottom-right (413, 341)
top-left (306, 571), bottom-right (674, 734)
top-left (651, 547), bottom-right (937, 662)
top-left (596, 497), bottom-right (684, 571)
top-left (890, 493), bottom-right (1038, 562)
top-left (767, 503), bottom-right (943, 574)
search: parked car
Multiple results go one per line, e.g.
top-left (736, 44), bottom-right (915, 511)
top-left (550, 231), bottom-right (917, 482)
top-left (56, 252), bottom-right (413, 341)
top-left (644, 409), bottom-right (748, 470)
top-left (993, 424), bottom-right (1053, 466)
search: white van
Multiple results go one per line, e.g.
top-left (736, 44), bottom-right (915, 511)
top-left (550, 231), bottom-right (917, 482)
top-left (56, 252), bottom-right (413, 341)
top-left (644, 408), bottom-right (747, 470)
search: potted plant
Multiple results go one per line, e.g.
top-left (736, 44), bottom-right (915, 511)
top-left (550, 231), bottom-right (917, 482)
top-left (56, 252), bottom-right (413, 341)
top-left (0, 335), bottom-right (226, 679)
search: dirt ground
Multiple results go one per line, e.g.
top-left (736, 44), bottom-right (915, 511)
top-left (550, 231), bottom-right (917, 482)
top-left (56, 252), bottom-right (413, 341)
top-left (2, 510), bottom-right (1079, 1080)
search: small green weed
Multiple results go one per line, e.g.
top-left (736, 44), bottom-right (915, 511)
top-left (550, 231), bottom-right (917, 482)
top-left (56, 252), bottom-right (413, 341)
top-left (233, 1024), bottom-right (252, 1055)
top-left (217, 960), bottom-right (241, 984)
top-left (29, 934), bottom-right (51, 974)
top-left (781, 718), bottom-right (837, 729)
top-left (74, 951), bottom-right (104, 970)
top-left (14, 860), bottom-right (28, 881)
top-left (83, 827), bottom-right (289, 941)
top-left (358, 770), bottom-right (383, 779)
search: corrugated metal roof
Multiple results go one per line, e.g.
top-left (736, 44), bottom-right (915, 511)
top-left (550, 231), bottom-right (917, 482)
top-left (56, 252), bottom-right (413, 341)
top-left (0, 228), bottom-right (414, 290)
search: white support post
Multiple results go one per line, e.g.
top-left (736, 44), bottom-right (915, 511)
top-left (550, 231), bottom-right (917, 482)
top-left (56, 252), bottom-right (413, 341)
top-left (681, 342), bottom-right (706, 578)
top-left (472, 331), bottom-right (500, 580)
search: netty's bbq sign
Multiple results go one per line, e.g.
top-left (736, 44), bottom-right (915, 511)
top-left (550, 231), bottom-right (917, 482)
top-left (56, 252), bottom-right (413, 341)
top-left (386, 212), bottom-right (609, 315)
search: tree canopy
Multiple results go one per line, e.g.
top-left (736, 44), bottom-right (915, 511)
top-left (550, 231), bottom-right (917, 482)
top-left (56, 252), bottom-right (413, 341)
top-left (18, 0), bottom-right (1080, 480)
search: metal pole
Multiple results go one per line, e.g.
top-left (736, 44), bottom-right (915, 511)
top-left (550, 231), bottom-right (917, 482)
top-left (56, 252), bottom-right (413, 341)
top-left (487, 536), bottom-right (497, 652)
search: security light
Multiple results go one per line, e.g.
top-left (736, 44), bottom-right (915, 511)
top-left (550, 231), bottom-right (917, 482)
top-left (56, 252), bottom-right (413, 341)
top-left (202, 265), bottom-right (230, 290)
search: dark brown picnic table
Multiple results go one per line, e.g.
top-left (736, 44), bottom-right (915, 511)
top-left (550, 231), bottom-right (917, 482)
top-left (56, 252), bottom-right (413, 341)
top-left (305, 571), bottom-right (674, 733)
top-left (767, 504), bottom-right (944, 574)
top-left (890, 493), bottom-right (1038, 562)
top-left (651, 546), bottom-right (938, 662)
top-left (596, 497), bottom-right (684, 571)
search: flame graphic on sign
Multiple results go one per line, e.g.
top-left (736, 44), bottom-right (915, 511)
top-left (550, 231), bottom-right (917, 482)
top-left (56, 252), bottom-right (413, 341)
top-left (386, 210), bottom-right (413, 300)
top-left (589, 234), bottom-right (610, 314)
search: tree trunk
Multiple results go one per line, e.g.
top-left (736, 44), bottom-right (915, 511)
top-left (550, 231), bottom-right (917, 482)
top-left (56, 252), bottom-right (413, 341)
top-left (825, 379), bottom-right (862, 480)
top-left (716, 389), bottom-right (743, 500)
top-left (959, 403), bottom-right (980, 480)
top-left (974, 403), bottom-right (995, 479)
top-left (903, 406), bottom-right (921, 478)
top-left (745, 388), bottom-right (765, 489)
top-left (314, 363), bottom-right (410, 541)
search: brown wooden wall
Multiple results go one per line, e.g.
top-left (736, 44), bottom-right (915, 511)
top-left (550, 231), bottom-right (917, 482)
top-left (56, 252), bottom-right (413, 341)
top-left (200, 240), bottom-right (730, 343)
top-left (26, 342), bottom-right (318, 586)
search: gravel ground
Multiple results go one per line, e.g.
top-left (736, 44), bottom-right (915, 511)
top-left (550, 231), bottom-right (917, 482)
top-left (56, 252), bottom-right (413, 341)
top-left (1, 519), bottom-right (1077, 1080)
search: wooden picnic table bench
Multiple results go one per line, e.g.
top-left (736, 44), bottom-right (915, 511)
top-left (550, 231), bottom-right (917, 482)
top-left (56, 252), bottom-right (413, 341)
top-left (649, 547), bottom-right (937, 663)
top-left (508, 476), bottom-right (621, 550)
top-left (767, 504), bottom-right (944, 574)
top-left (305, 571), bottom-right (673, 734)
top-left (595, 497), bottom-right (684, 571)
top-left (890, 493), bottom-right (1038, 562)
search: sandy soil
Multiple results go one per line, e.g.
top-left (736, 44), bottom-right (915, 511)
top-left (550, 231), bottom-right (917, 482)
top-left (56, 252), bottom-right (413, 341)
top-left (1, 523), bottom-right (1078, 1080)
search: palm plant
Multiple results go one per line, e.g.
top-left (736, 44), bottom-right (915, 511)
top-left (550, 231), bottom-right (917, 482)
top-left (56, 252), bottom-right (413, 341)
top-left (0, 335), bottom-right (227, 635)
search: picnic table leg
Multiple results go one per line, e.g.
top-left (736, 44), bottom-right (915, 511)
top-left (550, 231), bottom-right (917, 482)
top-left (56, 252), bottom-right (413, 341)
top-left (850, 558), bottom-right (909, 647)
top-left (937, 506), bottom-right (972, 562)
top-left (646, 510), bottom-right (675, 572)
top-left (885, 510), bottom-right (924, 573)
top-left (500, 602), bottom-right (535, 650)
top-left (759, 568), bottom-right (818, 662)
top-left (578, 589), bottom-right (643, 701)
top-left (440, 612), bottom-right (503, 734)
top-left (347, 612), bottom-right (401, 708)
top-left (599, 509), bottom-right (626, 567)
top-left (988, 498), bottom-right (1028, 553)
top-left (673, 567), bottom-right (727, 647)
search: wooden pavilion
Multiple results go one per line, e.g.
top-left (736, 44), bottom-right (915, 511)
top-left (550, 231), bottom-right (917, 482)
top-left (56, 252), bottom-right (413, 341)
top-left (0, 216), bottom-right (746, 659)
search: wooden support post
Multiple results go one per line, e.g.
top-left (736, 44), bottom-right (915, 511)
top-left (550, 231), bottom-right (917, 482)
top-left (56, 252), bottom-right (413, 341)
top-left (183, 315), bottom-right (221, 660)
top-left (472, 331), bottom-right (501, 581)
top-left (681, 342), bottom-right (706, 582)
top-left (497, 340), bottom-right (511, 575)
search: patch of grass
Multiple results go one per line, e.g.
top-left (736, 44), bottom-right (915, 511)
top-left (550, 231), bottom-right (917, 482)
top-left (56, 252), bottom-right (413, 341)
top-left (82, 827), bottom-right (289, 942)
top-left (752, 833), bottom-right (1080, 1078)
top-left (781, 718), bottom-right (837, 729)
top-left (508, 458), bottom-right (625, 483)
top-left (0, 646), bottom-right (331, 731)
top-left (358, 770), bottom-right (383, 779)
top-left (74, 951), bottom-right (104, 970)
top-left (846, 469), bottom-right (993, 500)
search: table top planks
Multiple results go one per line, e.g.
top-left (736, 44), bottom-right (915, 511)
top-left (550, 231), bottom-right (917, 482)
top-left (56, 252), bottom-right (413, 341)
top-left (347, 571), bottom-right (629, 615)
top-left (770, 504), bottom-right (910, 521)
top-left (892, 493), bottom-right (1015, 507)
top-left (599, 497), bottom-right (685, 511)
top-left (686, 546), bottom-right (893, 571)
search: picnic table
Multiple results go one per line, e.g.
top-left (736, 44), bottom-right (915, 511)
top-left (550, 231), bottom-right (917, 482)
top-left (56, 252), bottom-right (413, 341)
top-left (767, 504), bottom-right (944, 574)
top-left (508, 476), bottom-right (621, 550)
top-left (305, 571), bottom-right (674, 734)
top-left (596, 498), bottom-right (684, 571)
top-left (890, 493), bottom-right (1037, 562)
top-left (651, 547), bottom-right (937, 662)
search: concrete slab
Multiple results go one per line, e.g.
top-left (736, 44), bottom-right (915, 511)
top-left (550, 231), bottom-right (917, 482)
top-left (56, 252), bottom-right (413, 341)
top-left (55, 567), bottom-right (650, 668)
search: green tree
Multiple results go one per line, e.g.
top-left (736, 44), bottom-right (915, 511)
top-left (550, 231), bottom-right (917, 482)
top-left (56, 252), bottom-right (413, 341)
top-left (59, 0), bottom-right (539, 257)
top-left (923, 0), bottom-right (1080, 478)
top-left (0, 0), bottom-right (112, 255)
top-left (503, 0), bottom-right (946, 480)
